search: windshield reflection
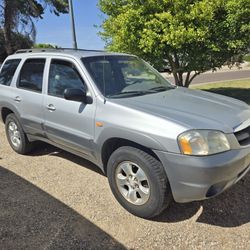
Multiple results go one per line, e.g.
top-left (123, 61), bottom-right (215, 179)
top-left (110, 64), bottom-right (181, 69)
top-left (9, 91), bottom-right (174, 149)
top-left (82, 56), bottom-right (173, 98)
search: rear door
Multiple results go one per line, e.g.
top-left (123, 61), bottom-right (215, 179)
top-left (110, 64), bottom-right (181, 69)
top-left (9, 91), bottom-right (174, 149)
top-left (0, 58), bottom-right (22, 122)
top-left (14, 58), bottom-right (46, 136)
top-left (43, 57), bottom-right (96, 157)
top-left (0, 59), bottom-right (21, 87)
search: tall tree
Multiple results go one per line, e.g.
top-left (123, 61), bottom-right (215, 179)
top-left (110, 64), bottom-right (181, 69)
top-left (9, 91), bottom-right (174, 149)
top-left (0, 0), bottom-right (68, 55)
top-left (99, 0), bottom-right (250, 87)
top-left (0, 30), bottom-right (33, 62)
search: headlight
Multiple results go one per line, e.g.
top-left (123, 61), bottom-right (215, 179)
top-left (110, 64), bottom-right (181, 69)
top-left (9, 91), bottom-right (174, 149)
top-left (178, 130), bottom-right (230, 156)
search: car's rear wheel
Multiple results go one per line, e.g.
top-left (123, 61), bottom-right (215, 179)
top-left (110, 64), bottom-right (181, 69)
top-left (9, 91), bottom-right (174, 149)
top-left (5, 113), bottom-right (33, 154)
top-left (107, 146), bottom-right (172, 218)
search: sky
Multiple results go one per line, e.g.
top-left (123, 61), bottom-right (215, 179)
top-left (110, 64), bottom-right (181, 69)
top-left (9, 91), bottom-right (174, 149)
top-left (36, 0), bottom-right (105, 49)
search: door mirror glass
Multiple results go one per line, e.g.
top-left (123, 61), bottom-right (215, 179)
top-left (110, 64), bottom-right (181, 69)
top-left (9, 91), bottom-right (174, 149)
top-left (64, 88), bottom-right (87, 102)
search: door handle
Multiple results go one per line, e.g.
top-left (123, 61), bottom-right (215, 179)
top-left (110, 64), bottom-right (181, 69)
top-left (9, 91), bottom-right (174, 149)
top-left (46, 104), bottom-right (56, 111)
top-left (14, 96), bottom-right (21, 103)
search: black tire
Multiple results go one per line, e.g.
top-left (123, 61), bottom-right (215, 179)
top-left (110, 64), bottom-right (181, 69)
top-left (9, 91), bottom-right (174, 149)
top-left (107, 146), bottom-right (172, 218)
top-left (5, 113), bottom-right (33, 154)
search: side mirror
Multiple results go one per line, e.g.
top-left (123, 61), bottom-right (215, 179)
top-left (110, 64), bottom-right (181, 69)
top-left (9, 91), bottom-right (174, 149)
top-left (64, 88), bottom-right (91, 103)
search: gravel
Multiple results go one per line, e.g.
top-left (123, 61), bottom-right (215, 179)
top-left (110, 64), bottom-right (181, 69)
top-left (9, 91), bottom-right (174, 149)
top-left (0, 123), bottom-right (249, 250)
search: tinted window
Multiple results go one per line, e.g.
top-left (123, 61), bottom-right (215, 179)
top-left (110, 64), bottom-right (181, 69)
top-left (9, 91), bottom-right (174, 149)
top-left (18, 59), bottom-right (45, 92)
top-left (48, 59), bottom-right (86, 98)
top-left (0, 59), bottom-right (21, 86)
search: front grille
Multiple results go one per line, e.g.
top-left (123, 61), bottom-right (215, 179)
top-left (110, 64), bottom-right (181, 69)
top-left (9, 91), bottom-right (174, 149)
top-left (235, 126), bottom-right (250, 146)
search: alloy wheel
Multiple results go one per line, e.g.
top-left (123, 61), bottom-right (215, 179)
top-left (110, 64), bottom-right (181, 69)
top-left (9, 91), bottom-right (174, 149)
top-left (115, 161), bottom-right (150, 205)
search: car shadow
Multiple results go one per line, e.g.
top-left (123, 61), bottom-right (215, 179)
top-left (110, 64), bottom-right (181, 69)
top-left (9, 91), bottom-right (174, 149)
top-left (27, 143), bottom-right (250, 228)
top-left (203, 88), bottom-right (250, 105)
top-left (30, 142), bottom-right (104, 176)
top-left (0, 166), bottom-right (125, 249)
top-left (154, 172), bottom-right (250, 227)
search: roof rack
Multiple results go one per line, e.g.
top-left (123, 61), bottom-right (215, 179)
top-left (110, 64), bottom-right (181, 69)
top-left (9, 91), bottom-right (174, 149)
top-left (15, 48), bottom-right (106, 54)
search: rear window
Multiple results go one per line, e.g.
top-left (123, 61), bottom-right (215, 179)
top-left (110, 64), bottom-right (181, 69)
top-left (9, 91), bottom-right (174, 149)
top-left (0, 59), bottom-right (21, 86)
top-left (18, 59), bottom-right (46, 93)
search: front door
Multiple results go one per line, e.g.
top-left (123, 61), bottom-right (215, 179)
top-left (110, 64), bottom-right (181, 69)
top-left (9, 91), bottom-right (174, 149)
top-left (43, 58), bottom-right (95, 157)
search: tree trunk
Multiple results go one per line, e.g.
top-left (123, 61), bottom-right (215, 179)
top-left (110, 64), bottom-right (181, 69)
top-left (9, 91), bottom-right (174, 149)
top-left (167, 54), bottom-right (200, 87)
top-left (3, 0), bottom-right (14, 55)
top-left (173, 71), bottom-right (201, 88)
top-left (185, 72), bottom-right (200, 87)
top-left (173, 72), bottom-right (184, 87)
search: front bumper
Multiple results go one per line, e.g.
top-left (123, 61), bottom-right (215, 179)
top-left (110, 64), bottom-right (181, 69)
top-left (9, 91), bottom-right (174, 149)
top-left (154, 147), bottom-right (250, 203)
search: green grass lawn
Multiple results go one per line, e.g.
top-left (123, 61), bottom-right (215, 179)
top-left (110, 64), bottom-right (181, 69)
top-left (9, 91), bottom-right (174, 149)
top-left (191, 79), bottom-right (250, 105)
top-left (243, 54), bottom-right (250, 62)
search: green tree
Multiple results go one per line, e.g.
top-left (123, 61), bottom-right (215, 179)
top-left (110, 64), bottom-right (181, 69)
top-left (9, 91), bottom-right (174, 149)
top-left (33, 43), bottom-right (60, 49)
top-left (99, 0), bottom-right (250, 87)
top-left (0, 0), bottom-right (68, 55)
top-left (0, 29), bottom-right (33, 62)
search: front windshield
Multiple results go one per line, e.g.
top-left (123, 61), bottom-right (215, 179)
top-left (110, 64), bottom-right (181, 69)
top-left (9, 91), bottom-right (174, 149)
top-left (81, 55), bottom-right (174, 98)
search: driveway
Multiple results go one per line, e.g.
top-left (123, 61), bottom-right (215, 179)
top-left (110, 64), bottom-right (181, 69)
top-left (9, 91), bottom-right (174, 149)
top-left (0, 123), bottom-right (249, 249)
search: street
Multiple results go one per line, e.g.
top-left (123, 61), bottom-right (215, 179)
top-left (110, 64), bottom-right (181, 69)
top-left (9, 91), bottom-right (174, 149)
top-left (164, 69), bottom-right (250, 85)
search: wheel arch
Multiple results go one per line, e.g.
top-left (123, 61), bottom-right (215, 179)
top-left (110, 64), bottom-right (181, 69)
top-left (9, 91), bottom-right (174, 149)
top-left (101, 137), bottom-right (161, 175)
top-left (0, 102), bottom-right (22, 124)
top-left (1, 107), bottom-right (16, 123)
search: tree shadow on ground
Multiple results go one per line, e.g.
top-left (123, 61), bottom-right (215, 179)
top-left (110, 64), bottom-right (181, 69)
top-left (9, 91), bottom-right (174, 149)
top-left (155, 172), bottom-right (250, 227)
top-left (203, 88), bottom-right (250, 105)
top-left (0, 166), bottom-right (125, 249)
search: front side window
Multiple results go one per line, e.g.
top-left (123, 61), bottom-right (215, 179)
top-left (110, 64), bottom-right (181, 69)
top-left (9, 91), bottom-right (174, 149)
top-left (48, 59), bottom-right (86, 98)
top-left (18, 59), bottom-right (45, 92)
top-left (82, 56), bottom-right (173, 98)
top-left (0, 59), bottom-right (21, 86)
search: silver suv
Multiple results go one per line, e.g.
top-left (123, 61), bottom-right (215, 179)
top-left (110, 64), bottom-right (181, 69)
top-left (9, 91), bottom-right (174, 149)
top-left (0, 49), bottom-right (250, 218)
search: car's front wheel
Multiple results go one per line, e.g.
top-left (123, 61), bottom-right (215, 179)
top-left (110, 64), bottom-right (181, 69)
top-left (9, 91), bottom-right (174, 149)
top-left (107, 146), bottom-right (172, 218)
top-left (5, 113), bottom-right (33, 154)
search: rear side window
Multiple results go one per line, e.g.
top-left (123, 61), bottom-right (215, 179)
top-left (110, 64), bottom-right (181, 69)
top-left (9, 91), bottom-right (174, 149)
top-left (0, 59), bottom-right (21, 86)
top-left (48, 59), bottom-right (86, 98)
top-left (18, 59), bottom-right (46, 93)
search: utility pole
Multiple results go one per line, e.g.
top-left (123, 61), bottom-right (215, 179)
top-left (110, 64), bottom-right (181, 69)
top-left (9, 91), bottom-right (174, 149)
top-left (68, 0), bottom-right (78, 49)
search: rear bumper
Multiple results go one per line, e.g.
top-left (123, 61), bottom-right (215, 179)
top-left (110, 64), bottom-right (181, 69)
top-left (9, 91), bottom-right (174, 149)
top-left (154, 147), bottom-right (250, 203)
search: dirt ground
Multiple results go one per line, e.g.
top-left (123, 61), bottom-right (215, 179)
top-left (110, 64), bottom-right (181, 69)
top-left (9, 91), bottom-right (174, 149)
top-left (0, 123), bottom-right (249, 250)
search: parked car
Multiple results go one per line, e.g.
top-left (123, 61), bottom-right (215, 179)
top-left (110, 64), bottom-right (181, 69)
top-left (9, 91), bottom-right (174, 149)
top-left (0, 49), bottom-right (250, 218)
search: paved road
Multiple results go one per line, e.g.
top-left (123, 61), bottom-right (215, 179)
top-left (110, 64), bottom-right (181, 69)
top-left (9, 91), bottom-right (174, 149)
top-left (164, 69), bottom-right (250, 85)
top-left (0, 123), bottom-right (249, 249)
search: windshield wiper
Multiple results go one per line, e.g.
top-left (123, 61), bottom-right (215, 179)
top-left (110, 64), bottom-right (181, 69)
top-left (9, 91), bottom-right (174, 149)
top-left (108, 86), bottom-right (175, 98)
top-left (149, 86), bottom-right (176, 92)
top-left (108, 90), bottom-right (154, 98)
